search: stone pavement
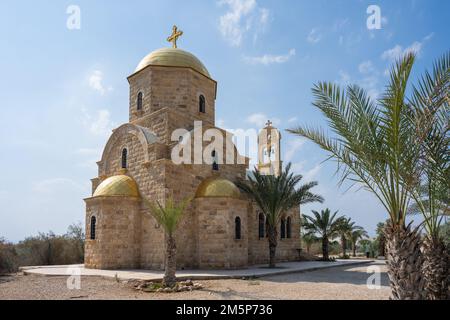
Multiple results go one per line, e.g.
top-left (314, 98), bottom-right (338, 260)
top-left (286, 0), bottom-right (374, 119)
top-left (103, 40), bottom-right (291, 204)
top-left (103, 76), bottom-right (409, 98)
top-left (20, 259), bottom-right (373, 281)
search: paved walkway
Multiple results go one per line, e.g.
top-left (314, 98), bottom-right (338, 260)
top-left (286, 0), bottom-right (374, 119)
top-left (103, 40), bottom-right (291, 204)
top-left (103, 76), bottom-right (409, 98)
top-left (20, 259), bottom-right (373, 281)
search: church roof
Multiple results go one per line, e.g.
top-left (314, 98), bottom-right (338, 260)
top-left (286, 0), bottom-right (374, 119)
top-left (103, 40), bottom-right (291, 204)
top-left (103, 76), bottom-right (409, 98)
top-left (93, 175), bottom-right (140, 198)
top-left (134, 47), bottom-right (211, 78)
top-left (195, 176), bottom-right (241, 199)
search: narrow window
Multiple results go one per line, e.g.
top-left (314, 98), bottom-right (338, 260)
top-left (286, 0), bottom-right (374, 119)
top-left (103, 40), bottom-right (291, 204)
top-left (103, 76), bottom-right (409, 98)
top-left (137, 92), bottom-right (143, 110)
top-left (199, 95), bottom-right (206, 113)
top-left (286, 217), bottom-right (292, 238)
top-left (258, 213), bottom-right (265, 238)
top-left (90, 216), bottom-right (96, 240)
top-left (212, 150), bottom-right (219, 171)
top-left (235, 216), bottom-right (241, 240)
top-left (121, 148), bottom-right (128, 169)
top-left (280, 218), bottom-right (286, 239)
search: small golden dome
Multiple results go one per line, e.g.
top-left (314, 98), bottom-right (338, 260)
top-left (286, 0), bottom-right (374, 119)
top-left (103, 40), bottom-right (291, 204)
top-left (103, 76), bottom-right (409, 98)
top-left (135, 47), bottom-right (211, 78)
top-left (195, 177), bottom-right (240, 199)
top-left (93, 175), bottom-right (140, 198)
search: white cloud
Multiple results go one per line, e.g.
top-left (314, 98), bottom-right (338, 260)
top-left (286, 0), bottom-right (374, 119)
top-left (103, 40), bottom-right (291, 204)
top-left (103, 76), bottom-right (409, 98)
top-left (244, 49), bottom-right (296, 65)
top-left (284, 139), bottom-right (305, 162)
top-left (88, 70), bottom-right (112, 95)
top-left (381, 33), bottom-right (434, 61)
top-left (303, 164), bottom-right (321, 182)
top-left (358, 60), bottom-right (374, 74)
top-left (82, 108), bottom-right (115, 136)
top-left (218, 0), bottom-right (269, 47)
top-left (287, 117), bottom-right (298, 123)
top-left (338, 70), bottom-right (351, 86)
top-left (307, 28), bottom-right (322, 44)
top-left (246, 113), bottom-right (280, 128)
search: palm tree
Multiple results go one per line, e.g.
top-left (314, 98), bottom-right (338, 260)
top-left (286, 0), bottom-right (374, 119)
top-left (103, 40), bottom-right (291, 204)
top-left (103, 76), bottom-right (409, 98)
top-left (288, 52), bottom-right (449, 299)
top-left (336, 217), bottom-right (357, 257)
top-left (349, 228), bottom-right (369, 257)
top-left (302, 209), bottom-right (344, 261)
top-left (143, 196), bottom-right (191, 288)
top-left (408, 53), bottom-right (449, 299)
top-left (301, 231), bottom-right (319, 254)
top-left (375, 221), bottom-right (387, 257)
top-left (236, 163), bottom-right (323, 267)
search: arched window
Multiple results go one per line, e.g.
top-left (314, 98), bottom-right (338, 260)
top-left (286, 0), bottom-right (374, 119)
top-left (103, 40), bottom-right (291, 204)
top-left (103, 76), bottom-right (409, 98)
top-left (199, 95), bottom-right (206, 113)
top-left (137, 92), bottom-right (143, 111)
top-left (212, 150), bottom-right (219, 171)
top-left (90, 216), bottom-right (96, 240)
top-left (286, 217), bottom-right (292, 238)
top-left (258, 213), bottom-right (265, 238)
top-left (280, 218), bottom-right (286, 239)
top-left (121, 148), bottom-right (128, 169)
top-left (235, 216), bottom-right (241, 240)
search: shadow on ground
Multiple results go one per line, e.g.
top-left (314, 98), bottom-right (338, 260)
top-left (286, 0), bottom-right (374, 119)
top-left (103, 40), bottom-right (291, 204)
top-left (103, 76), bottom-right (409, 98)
top-left (260, 261), bottom-right (390, 287)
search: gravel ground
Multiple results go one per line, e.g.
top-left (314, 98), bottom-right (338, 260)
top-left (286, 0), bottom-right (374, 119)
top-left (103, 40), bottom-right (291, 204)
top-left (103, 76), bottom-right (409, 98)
top-left (0, 261), bottom-right (390, 300)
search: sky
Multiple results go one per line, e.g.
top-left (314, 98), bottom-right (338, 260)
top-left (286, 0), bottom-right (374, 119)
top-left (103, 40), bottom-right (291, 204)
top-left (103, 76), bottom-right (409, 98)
top-left (0, 0), bottom-right (448, 242)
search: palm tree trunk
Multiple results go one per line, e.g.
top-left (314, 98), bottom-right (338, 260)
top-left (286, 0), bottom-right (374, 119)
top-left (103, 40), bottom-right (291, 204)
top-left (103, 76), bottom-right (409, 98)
top-left (384, 222), bottom-right (424, 300)
top-left (341, 236), bottom-right (346, 257)
top-left (352, 243), bottom-right (357, 257)
top-left (267, 225), bottom-right (278, 268)
top-left (322, 236), bottom-right (329, 261)
top-left (162, 234), bottom-right (177, 288)
top-left (379, 236), bottom-right (386, 257)
top-left (422, 235), bottom-right (449, 300)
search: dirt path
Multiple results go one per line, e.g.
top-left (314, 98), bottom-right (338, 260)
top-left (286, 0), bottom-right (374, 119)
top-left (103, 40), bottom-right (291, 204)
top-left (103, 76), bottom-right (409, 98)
top-left (0, 261), bottom-right (390, 300)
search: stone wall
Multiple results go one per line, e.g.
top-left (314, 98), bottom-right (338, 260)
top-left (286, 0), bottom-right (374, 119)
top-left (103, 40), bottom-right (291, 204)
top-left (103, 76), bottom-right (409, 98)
top-left (128, 66), bottom-right (216, 127)
top-left (84, 197), bottom-right (141, 269)
top-left (194, 197), bottom-right (248, 269)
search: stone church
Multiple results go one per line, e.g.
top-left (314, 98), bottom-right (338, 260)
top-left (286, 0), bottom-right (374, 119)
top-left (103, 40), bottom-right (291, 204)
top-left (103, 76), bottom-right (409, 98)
top-left (84, 27), bottom-right (301, 270)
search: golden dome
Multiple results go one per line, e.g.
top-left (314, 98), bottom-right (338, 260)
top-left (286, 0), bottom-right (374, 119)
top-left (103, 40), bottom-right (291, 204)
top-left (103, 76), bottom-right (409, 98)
top-left (135, 47), bottom-right (211, 78)
top-left (93, 175), bottom-right (140, 198)
top-left (195, 177), bottom-right (240, 199)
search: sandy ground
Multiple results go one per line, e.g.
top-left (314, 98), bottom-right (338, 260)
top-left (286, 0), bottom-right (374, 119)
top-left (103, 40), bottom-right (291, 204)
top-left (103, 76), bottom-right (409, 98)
top-left (0, 261), bottom-right (390, 300)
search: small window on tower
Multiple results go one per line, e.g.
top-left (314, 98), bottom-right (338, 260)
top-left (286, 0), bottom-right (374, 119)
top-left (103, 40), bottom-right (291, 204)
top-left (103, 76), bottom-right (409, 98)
top-left (199, 95), bottom-right (206, 113)
top-left (90, 216), bottom-right (96, 240)
top-left (137, 92), bottom-right (143, 111)
top-left (212, 150), bottom-right (219, 171)
top-left (121, 148), bottom-right (128, 169)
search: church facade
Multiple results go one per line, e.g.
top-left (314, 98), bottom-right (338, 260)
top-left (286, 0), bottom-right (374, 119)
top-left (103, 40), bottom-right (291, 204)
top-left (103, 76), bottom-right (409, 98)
top-left (84, 28), bottom-right (301, 270)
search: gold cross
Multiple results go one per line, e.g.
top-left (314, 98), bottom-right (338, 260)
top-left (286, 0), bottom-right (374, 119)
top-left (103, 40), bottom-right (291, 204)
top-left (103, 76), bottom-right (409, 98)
top-left (265, 120), bottom-right (273, 127)
top-left (167, 25), bottom-right (183, 48)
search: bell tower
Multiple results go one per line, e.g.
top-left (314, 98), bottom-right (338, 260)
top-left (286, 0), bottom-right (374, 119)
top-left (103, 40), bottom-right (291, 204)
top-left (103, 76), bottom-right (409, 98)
top-left (257, 120), bottom-right (282, 176)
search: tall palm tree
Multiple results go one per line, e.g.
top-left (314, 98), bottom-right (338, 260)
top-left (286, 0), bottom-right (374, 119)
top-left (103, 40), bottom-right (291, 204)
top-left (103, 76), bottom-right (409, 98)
top-left (408, 53), bottom-right (449, 299)
top-left (349, 228), bottom-right (369, 257)
top-left (302, 209), bottom-right (344, 261)
top-left (236, 163), bottom-right (323, 267)
top-left (143, 196), bottom-right (191, 288)
top-left (336, 217), bottom-right (357, 257)
top-left (288, 52), bottom-right (449, 299)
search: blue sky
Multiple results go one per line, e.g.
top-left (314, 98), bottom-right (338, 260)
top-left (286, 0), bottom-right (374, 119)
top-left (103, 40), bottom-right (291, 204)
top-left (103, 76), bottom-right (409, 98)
top-left (0, 0), bottom-right (448, 242)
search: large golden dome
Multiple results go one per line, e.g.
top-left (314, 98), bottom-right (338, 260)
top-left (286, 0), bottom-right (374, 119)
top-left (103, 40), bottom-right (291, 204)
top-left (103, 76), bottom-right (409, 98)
top-left (93, 175), bottom-right (140, 198)
top-left (134, 47), bottom-right (211, 78)
top-left (195, 177), bottom-right (241, 199)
